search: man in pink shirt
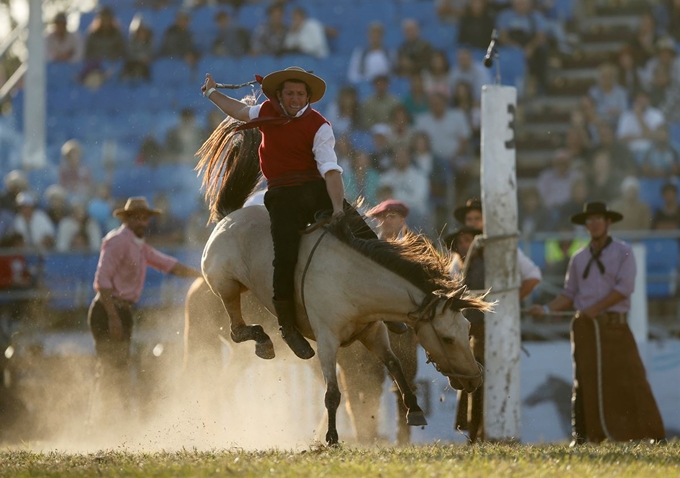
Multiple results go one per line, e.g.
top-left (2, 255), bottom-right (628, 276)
top-left (89, 197), bottom-right (201, 421)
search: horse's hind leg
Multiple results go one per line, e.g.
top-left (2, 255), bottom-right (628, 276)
top-left (218, 280), bottom-right (275, 360)
top-left (360, 323), bottom-right (427, 430)
top-left (316, 334), bottom-right (342, 446)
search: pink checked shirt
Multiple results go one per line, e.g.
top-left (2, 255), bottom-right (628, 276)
top-left (93, 225), bottom-right (178, 304)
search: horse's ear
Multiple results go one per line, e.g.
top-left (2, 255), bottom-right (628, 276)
top-left (255, 74), bottom-right (263, 84)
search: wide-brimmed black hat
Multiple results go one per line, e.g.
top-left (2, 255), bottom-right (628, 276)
top-left (570, 201), bottom-right (623, 225)
top-left (443, 225), bottom-right (482, 251)
top-left (453, 198), bottom-right (482, 224)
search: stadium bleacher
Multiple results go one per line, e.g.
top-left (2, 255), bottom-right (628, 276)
top-left (3, 0), bottom-right (680, 316)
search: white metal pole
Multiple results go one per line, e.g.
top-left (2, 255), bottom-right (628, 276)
top-left (22, 0), bottom-right (46, 169)
top-left (480, 84), bottom-right (521, 441)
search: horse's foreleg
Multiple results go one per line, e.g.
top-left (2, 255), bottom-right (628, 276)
top-left (361, 324), bottom-right (427, 428)
top-left (219, 284), bottom-right (275, 360)
top-left (317, 335), bottom-right (342, 446)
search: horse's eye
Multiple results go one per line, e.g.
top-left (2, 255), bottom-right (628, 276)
top-left (442, 337), bottom-right (455, 345)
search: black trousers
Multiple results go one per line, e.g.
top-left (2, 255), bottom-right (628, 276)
top-left (264, 180), bottom-right (376, 300)
top-left (88, 298), bottom-right (134, 368)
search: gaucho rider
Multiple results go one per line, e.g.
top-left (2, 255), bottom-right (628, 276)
top-left (201, 66), bottom-right (399, 359)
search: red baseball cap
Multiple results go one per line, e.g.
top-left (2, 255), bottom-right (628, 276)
top-left (366, 199), bottom-right (410, 218)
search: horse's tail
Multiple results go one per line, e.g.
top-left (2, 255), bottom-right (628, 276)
top-left (195, 106), bottom-right (262, 222)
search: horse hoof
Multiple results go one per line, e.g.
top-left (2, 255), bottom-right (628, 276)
top-left (255, 340), bottom-right (275, 360)
top-left (406, 410), bottom-right (427, 427)
top-left (325, 431), bottom-right (339, 447)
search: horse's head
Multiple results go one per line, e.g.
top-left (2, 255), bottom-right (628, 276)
top-left (411, 292), bottom-right (488, 393)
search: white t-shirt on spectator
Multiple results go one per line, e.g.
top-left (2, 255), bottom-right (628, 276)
top-left (347, 47), bottom-right (393, 84)
top-left (378, 166), bottom-right (430, 217)
top-left (13, 210), bottom-right (55, 248)
top-left (414, 109), bottom-right (471, 160)
top-left (284, 18), bottom-right (329, 59)
top-left (616, 107), bottom-right (665, 154)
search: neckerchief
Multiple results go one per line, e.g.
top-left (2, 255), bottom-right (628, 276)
top-left (583, 236), bottom-right (613, 279)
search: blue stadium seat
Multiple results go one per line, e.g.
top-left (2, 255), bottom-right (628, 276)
top-left (334, 26), bottom-right (364, 55)
top-left (27, 166), bottom-right (59, 194)
top-left (355, 80), bottom-right (374, 101)
top-left (349, 130), bottom-right (375, 153)
top-left (390, 77), bottom-right (411, 98)
top-left (236, 2), bottom-right (268, 29)
top-left (169, 189), bottom-right (200, 221)
top-left (171, 164), bottom-right (203, 193)
top-left (190, 6), bottom-right (219, 32)
top-left (398, 1), bottom-right (439, 26)
top-left (638, 178), bottom-right (667, 212)
top-left (137, 267), bottom-right (165, 308)
top-left (497, 46), bottom-right (527, 91)
top-left (42, 253), bottom-right (90, 310)
top-left (46, 62), bottom-right (79, 89)
top-left (547, 0), bottom-right (576, 21)
top-left (527, 240), bottom-right (546, 271)
top-left (48, 86), bottom-right (84, 116)
top-left (314, 2), bottom-right (353, 30)
top-left (199, 55), bottom-right (242, 80)
top-left (669, 122), bottom-right (680, 147)
top-left (421, 23), bottom-right (458, 50)
top-left (110, 165), bottom-right (156, 199)
top-left (643, 238), bottom-right (680, 298)
top-left (353, 1), bottom-right (397, 28)
top-left (152, 58), bottom-right (196, 87)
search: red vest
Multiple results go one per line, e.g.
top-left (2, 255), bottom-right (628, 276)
top-left (257, 100), bottom-right (328, 188)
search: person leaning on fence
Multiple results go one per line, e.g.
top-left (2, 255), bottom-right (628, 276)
top-left (527, 201), bottom-right (665, 446)
top-left (452, 197), bottom-right (542, 443)
top-left (88, 197), bottom-right (201, 425)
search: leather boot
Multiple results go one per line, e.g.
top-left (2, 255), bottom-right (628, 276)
top-left (384, 321), bottom-right (408, 334)
top-left (272, 298), bottom-right (315, 360)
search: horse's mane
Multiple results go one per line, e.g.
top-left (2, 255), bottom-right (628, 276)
top-left (195, 95), bottom-right (262, 223)
top-left (327, 219), bottom-right (490, 312)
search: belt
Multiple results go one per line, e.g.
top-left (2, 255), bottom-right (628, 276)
top-left (594, 311), bottom-right (627, 326)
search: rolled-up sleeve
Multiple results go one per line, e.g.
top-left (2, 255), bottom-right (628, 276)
top-left (613, 247), bottom-right (636, 297)
top-left (144, 244), bottom-right (178, 273)
top-left (248, 104), bottom-right (262, 120)
top-left (313, 123), bottom-right (343, 176)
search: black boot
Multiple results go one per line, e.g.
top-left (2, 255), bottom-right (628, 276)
top-left (273, 298), bottom-right (315, 360)
top-left (384, 321), bottom-right (408, 334)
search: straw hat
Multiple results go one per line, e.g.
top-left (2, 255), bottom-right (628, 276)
top-left (113, 196), bottom-right (162, 218)
top-left (260, 66), bottom-right (326, 103)
top-left (570, 201), bottom-right (623, 225)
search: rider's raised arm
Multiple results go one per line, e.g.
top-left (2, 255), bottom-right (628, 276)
top-left (202, 73), bottom-right (252, 122)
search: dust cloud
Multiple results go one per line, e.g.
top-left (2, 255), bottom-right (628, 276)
top-left (1, 299), bottom-right (357, 452)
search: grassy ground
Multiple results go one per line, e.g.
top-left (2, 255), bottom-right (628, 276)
top-left (1, 441), bottom-right (679, 478)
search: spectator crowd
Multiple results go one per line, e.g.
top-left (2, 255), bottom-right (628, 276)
top-left (1, 0), bottom-right (680, 267)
